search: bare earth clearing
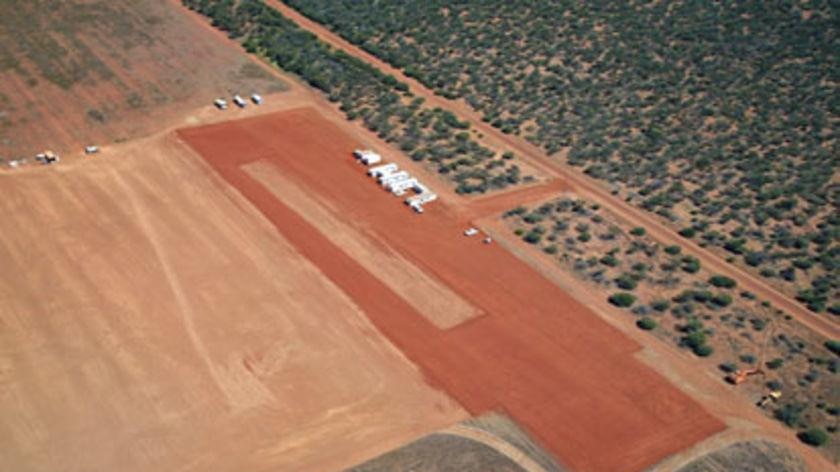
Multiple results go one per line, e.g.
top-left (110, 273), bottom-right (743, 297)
top-left (179, 107), bottom-right (725, 472)
top-left (0, 135), bottom-right (465, 472)
top-left (0, 0), bottom-right (285, 158)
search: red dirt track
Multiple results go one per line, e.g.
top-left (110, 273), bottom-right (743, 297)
top-left (178, 108), bottom-right (725, 472)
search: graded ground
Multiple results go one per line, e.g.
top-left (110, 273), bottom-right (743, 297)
top-left (0, 0), bottom-right (286, 158)
top-left (178, 106), bottom-right (725, 472)
top-left (0, 133), bottom-right (465, 472)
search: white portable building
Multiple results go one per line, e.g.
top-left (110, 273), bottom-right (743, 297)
top-left (379, 171), bottom-right (409, 185)
top-left (367, 163), bottom-right (398, 178)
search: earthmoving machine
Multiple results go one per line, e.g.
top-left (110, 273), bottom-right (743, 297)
top-left (726, 319), bottom-right (777, 385)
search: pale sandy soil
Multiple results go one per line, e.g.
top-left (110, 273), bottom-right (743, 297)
top-left (0, 134), bottom-right (466, 472)
top-left (244, 160), bottom-right (480, 330)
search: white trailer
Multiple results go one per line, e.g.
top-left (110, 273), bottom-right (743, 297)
top-left (367, 163), bottom-right (398, 178)
top-left (233, 95), bottom-right (247, 108)
top-left (84, 145), bottom-right (99, 155)
top-left (214, 98), bottom-right (228, 110)
top-left (251, 94), bottom-right (263, 105)
top-left (407, 192), bottom-right (437, 205)
top-left (388, 178), bottom-right (418, 193)
top-left (379, 171), bottom-right (409, 185)
top-left (409, 201), bottom-right (424, 213)
top-left (353, 149), bottom-right (382, 165)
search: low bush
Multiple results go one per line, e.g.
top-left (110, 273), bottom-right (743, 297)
top-left (798, 428), bottom-right (829, 447)
top-left (708, 275), bottom-right (737, 289)
top-left (608, 292), bottom-right (636, 308)
top-left (636, 317), bottom-right (657, 330)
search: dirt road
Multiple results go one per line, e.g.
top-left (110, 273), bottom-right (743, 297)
top-left (268, 0), bottom-right (838, 340)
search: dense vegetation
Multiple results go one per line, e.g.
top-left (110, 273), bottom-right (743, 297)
top-left (182, 0), bottom-right (529, 194)
top-left (504, 196), bottom-right (838, 449)
top-left (285, 0), bottom-right (839, 313)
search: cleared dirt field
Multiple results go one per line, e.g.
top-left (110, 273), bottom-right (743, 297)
top-left (0, 0), bottom-right (285, 158)
top-left (178, 107), bottom-right (726, 472)
top-left (0, 135), bottom-right (466, 472)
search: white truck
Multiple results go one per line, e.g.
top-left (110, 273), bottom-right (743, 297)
top-left (233, 95), bottom-right (247, 108)
top-left (214, 98), bottom-right (228, 110)
top-left (251, 93), bottom-right (263, 105)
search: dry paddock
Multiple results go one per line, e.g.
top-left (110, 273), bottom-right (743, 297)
top-left (0, 135), bottom-right (466, 472)
top-left (178, 107), bottom-right (726, 472)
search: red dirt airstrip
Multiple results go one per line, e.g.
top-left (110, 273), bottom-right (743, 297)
top-left (178, 108), bottom-right (725, 472)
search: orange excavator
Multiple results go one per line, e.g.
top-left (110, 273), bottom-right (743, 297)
top-left (726, 320), bottom-right (777, 385)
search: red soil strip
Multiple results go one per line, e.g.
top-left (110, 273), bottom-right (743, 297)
top-left (177, 108), bottom-right (725, 472)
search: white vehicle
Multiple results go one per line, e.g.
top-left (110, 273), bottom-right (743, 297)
top-left (233, 95), bottom-right (247, 108)
top-left (367, 163), bottom-right (398, 178)
top-left (84, 146), bottom-right (99, 155)
top-left (483, 237), bottom-right (493, 244)
top-left (464, 228), bottom-right (479, 237)
top-left (35, 151), bottom-right (59, 165)
top-left (251, 93), bottom-right (263, 105)
top-left (214, 98), bottom-right (228, 110)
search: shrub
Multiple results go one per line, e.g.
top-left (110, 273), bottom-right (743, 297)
top-left (636, 317), bottom-right (657, 330)
top-left (630, 226), bottom-right (646, 236)
top-left (544, 245), bottom-right (558, 255)
top-left (615, 273), bottom-right (638, 290)
top-left (711, 293), bottom-right (733, 307)
top-left (798, 428), bottom-right (829, 447)
top-left (681, 256), bottom-right (701, 273)
top-left (766, 358), bottom-right (784, 370)
top-left (693, 344), bottom-right (714, 357)
top-left (825, 340), bottom-right (840, 357)
top-left (523, 230), bottom-right (542, 244)
top-left (608, 292), bottom-right (637, 308)
top-left (708, 275), bottom-right (737, 289)
top-left (774, 403), bottom-right (805, 427)
top-left (651, 299), bottom-right (671, 312)
top-left (600, 254), bottom-right (619, 267)
top-left (664, 245), bottom-right (682, 255)
top-left (679, 227), bottom-right (696, 238)
top-left (719, 362), bottom-right (738, 373)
